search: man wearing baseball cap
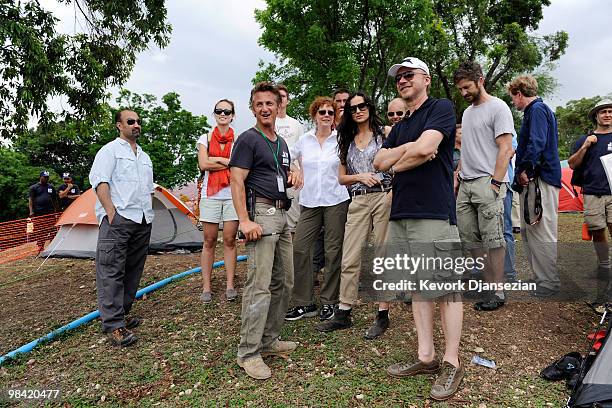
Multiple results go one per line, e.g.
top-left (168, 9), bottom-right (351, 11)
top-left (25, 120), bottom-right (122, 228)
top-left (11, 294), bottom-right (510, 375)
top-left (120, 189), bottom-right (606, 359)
top-left (58, 172), bottom-right (82, 210)
top-left (568, 99), bottom-right (612, 295)
top-left (374, 56), bottom-right (464, 400)
top-left (28, 171), bottom-right (57, 217)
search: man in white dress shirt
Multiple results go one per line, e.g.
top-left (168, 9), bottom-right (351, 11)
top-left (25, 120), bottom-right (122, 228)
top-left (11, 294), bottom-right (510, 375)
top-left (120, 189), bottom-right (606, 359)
top-left (89, 109), bottom-right (155, 347)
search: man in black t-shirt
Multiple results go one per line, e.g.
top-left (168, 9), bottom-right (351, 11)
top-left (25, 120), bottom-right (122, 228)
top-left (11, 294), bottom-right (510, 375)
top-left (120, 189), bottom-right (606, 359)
top-left (29, 171), bottom-right (57, 217)
top-left (58, 172), bottom-right (81, 210)
top-left (229, 81), bottom-right (302, 380)
top-left (569, 99), bottom-right (612, 291)
top-left (374, 57), bottom-right (464, 401)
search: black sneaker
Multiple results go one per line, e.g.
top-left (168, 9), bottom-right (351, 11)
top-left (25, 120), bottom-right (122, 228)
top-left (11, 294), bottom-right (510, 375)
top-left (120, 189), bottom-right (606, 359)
top-left (285, 304), bottom-right (318, 321)
top-left (317, 308), bottom-right (352, 332)
top-left (474, 292), bottom-right (505, 311)
top-left (125, 316), bottom-right (142, 329)
top-left (364, 316), bottom-right (389, 340)
top-left (319, 304), bottom-right (335, 321)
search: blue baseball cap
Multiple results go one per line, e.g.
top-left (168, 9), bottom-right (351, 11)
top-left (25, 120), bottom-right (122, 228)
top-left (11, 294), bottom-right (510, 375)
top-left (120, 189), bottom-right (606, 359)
top-left (40, 171), bottom-right (50, 177)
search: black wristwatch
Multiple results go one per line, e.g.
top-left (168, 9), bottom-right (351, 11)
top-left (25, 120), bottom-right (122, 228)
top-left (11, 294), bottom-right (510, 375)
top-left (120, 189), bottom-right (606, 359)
top-left (490, 178), bottom-right (502, 188)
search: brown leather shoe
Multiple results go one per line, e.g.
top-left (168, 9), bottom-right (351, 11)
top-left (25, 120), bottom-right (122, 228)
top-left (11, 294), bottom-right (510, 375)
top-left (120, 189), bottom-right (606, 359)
top-left (237, 356), bottom-right (271, 380)
top-left (108, 327), bottom-right (137, 347)
top-left (261, 340), bottom-right (297, 357)
top-left (430, 361), bottom-right (465, 401)
top-left (387, 358), bottom-right (440, 377)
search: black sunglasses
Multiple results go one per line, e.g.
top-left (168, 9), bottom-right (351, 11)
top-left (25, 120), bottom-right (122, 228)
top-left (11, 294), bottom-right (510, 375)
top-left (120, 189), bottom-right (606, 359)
top-left (318, 109), bottom-right (335, 116)
top-left (214, 108), bottom-right (234, 115)
top-left (126, 118), bottom-right (141, 125)
top-left (394, 71), bottom-right (426, 83)
top-left (387, 111), bottom-right (404, 117)
top-left (349, 102), bottom-right (368, 114)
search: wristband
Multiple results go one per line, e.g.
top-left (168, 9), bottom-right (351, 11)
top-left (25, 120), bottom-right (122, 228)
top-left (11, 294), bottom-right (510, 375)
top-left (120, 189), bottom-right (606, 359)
top-left (490, 178), bottom-right (502, 187)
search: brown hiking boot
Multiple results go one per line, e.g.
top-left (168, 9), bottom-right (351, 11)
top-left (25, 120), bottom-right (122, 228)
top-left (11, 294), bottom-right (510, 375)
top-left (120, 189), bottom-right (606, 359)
top-left (430, 361), bottom-right (465, 401)
top-left (108, 327), bottom-right (137, 347)
top-left (387, 358), bottom-right (440, 377)
top-left (237, 356), bottom-right (271, 380)
top-left (261, 340), bottom-right (297, 358)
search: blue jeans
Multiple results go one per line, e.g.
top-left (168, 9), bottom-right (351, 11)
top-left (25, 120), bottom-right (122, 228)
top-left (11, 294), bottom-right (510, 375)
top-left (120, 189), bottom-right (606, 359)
top-left (504, 188), bottom-right (516, 281)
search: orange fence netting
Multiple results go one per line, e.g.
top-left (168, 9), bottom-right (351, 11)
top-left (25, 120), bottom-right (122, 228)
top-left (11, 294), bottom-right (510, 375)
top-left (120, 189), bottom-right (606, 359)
top-left (0, 213), bottom-right (62, 265)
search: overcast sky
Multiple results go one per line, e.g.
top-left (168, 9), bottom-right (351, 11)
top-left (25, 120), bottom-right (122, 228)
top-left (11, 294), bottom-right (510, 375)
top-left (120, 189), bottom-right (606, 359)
top-left (43, 0), bottom-right (612, 132)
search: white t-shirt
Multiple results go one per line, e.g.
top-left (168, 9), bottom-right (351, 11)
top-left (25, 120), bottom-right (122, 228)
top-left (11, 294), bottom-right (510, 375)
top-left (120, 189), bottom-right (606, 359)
top-left (459, 97), bottom-right (515, 181)
top-left (289, 129), bottom-right (349, 208)
top-left (275, 115), bottom-right (304, 148)
top-left (196, 132), bottom-right (234, 200)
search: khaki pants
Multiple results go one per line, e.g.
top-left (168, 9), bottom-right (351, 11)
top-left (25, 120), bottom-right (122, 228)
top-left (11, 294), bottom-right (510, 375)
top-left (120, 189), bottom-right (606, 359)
top-left (519, 178), bottom-right (560, 291)
top-left (292, 200), bottom-right (349, 305)
top-left (237, 203), bottom-right (294, 360)
top-left (339, 192), bottom-right (390, 305)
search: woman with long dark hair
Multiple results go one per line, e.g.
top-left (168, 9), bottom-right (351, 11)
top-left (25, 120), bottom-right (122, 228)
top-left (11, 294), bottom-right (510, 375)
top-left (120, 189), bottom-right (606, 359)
top-left (317, 92), bottom-right (393, 339)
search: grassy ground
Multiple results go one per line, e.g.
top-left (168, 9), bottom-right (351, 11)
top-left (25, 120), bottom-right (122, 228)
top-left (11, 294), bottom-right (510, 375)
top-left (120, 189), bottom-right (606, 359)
top-left (0, 213), bottom-right (603, 407)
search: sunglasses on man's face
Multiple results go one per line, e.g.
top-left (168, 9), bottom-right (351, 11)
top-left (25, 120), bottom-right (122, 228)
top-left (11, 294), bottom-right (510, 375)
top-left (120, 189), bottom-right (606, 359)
top-left (349, 102), bottom-right (368, 114)
top-left (126, 118), bottom-right (141, 126)
top-left (214, 108), bottom-right (234, 116)
top-left (387, 111), bottom-right (404, 118)
top-left (394, 71), bottom-right (425, 83)
top-left (318, 109), bottom-right (335, 116)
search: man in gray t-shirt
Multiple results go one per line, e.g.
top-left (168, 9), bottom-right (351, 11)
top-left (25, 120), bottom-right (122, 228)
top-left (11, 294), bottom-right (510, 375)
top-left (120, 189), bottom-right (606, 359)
top-left (454, 61), bottom-right (514, 311)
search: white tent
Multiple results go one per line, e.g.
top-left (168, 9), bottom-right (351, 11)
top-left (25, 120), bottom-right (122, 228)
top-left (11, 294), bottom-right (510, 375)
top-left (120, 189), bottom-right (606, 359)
top-left (41, 185), bottom-right (203, 258)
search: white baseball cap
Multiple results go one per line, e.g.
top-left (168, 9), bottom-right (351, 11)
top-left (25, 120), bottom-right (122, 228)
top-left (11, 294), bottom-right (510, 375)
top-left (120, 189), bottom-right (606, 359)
top-left (388, 57), bottom-right (430, 77)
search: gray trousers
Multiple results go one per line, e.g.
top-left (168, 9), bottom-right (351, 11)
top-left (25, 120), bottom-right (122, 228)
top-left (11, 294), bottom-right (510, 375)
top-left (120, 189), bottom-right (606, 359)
top-left (292, 200), bottom-right (349, 306)
top-left (96, 213), bottom-right (152, 332)
top-left (520, 178), bottom-right (560, 291)
top-left (238, 203), bottom-right (294, 360)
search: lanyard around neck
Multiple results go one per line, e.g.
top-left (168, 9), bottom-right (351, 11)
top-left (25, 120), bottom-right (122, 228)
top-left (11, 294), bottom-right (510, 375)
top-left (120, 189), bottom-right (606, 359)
top-left (256, 127), bottom-right (281, 172)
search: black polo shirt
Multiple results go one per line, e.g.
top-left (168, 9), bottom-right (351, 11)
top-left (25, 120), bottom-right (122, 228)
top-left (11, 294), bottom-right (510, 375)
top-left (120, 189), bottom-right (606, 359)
top-left (571, 132), bottom-right (612, 195)
top-left (382, 97), bottom-right (457, 223)
top-left (229, 127), bottom-right (291, 200)
top-left (29, 182), bottom-right (57, 215)
top-left (58, 183), bottom-right (81, 209)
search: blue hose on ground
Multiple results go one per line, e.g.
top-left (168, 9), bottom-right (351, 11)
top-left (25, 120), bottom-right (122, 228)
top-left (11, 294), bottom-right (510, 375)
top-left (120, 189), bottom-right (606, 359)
top-left (0, 255), bottom-right (247, 366)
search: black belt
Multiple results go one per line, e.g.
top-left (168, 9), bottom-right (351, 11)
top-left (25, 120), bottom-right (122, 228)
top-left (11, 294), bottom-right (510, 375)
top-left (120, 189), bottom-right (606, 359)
top-left (350, 187), bottom-right (390, 198)
top-left (255, 197), bottom-right (288, 209)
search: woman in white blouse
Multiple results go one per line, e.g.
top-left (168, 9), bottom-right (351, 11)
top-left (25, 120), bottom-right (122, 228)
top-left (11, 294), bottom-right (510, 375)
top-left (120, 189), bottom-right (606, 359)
top-left (285, 97), bottom-right (350, 322)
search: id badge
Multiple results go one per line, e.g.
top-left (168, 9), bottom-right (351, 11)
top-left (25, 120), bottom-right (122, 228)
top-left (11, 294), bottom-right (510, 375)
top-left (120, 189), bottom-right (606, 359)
top-left (277, 175), bottom-right (285, 192)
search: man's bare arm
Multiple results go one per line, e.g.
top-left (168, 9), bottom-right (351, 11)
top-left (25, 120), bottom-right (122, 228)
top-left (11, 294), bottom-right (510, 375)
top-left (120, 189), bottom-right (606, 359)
top-left (568, 135), bottom-right (597, 169)
top-left (493, 133), bottom-right (514, 182)
top-left (230, 167), bottom-right (263, 241)
top-left (95, 183), bottom-right (116, 223)
top-left (392, 130), bottom-right (443, 172)
top-left (373, 144), bottom-right (410, 171)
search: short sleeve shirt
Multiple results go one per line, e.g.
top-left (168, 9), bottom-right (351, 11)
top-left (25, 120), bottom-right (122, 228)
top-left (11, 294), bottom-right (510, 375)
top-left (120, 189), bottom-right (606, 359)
top-left (58, 183), bottom-right (81, 209)
top-left (29, 182), bottom-right (56, 214)
top-left (571, 132), bottom-right (612, 195)
top-left (229, 127), bottom-right (291, 201)
top-left (345, 134), bottom-right (392, 193)
top-left (382, 97), bottom-right (457, 223)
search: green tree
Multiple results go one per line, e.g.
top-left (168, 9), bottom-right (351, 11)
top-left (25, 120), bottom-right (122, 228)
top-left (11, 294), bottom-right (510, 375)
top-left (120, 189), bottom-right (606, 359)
top-left (0, 0), bottom-right (171, 138)
top-left (555, 95), bottom-right (611, 160)
top-left (254, 0), bottom-right (567, 118)
top-left (14, 90), bottom-right (209, 191)
top-left (0, 147), bottom-right (47, 221)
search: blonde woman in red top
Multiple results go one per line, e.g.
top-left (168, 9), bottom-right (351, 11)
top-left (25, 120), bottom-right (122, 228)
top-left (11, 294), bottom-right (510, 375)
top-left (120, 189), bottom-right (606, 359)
top-left (197, 99), bottom-right (239, 303)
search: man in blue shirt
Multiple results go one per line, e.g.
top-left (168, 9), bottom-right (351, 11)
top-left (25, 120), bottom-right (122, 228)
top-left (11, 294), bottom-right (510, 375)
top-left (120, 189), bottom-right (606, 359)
top-left (568, 99), bottom-right (612, 295)
top-left (508, 75), bottom-right (561, 297)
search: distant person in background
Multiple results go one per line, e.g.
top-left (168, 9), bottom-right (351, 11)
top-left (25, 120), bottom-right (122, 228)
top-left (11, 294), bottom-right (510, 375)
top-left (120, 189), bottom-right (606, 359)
top-left (384, 97), bottom-right (408, 136)
top-left (89, 109), bottom-right (154, 347)
top-left (453, 124), bottom-right (462, 172)
top-left (275, 84), bottom-right (304, 236)
top-left (568, 99), bottom-right (612, 287)
top-left (333, 88), bottom-right (350, 128)
top-left (197, 99), bottom-right (239, 303)
top-left (285, 97), bottom-right (350, 322)
top-left (58, 172), bottom-right (81, 210)
top-left (508, 75), bottom-right (561, 298)
top-left (28, 170), bottom-right (58, 251)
